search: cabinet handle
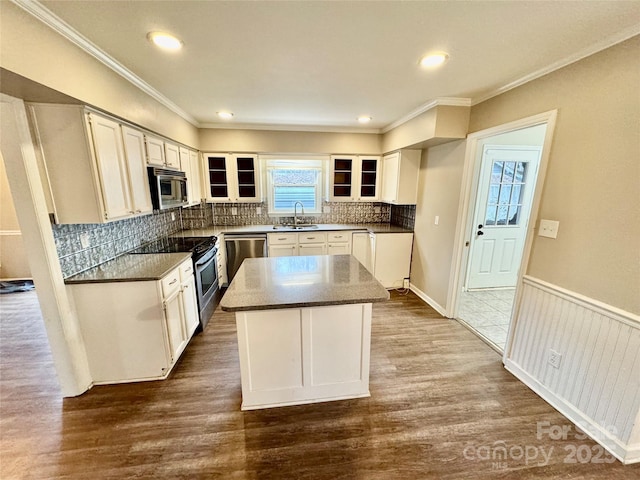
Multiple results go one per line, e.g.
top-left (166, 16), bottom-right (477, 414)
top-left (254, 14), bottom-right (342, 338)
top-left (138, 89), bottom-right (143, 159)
top-left (306, 237), bottom-right (315, 240)
top-left (169, 278), bottom-right (178, 285)
top-left (278, 237), bottom-right (287, 241)
top-left (335, 235), bottom-right (343, 238)
top-left (136, 210), bottom-right (142, 213)
top-left (129, 210), bottom-right (135, 214)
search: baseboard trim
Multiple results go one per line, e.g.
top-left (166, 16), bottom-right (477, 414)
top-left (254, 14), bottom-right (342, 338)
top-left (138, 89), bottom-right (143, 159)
top-left (409, 283), bottom-right (449, 317)
top-left (505, 359), bottom-right (638, 464)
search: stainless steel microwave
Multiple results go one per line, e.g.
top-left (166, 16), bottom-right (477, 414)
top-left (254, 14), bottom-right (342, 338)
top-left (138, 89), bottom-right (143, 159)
top-left (148, 167), bottom-right (188, 210)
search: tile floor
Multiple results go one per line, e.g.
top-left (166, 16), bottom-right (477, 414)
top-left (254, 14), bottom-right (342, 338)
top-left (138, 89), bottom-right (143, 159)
top-left (456, 289), bottom-right (515, 351)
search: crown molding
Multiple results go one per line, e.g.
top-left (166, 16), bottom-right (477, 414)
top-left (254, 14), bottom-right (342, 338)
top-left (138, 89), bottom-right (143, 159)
top-left (11, 0), bottom-right (200, 127)
top-left (381, 97), bottom-right (471, 134)
top-left (198, 122), bottom-right (382, 134)
top-left (471, 23), bottom-right (640, 106)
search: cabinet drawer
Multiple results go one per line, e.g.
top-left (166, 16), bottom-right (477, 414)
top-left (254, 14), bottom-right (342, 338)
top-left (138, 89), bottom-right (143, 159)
top-left (268, 233), bottom-right (297, 245)
top-left (327, 232), bottom-right (351, 243)
top-left (178, 259), bottom-right (194, 282)
top-left (298, 232), bottom-right (327, 244)
top-left (161, 268), bottom-right (181, 297)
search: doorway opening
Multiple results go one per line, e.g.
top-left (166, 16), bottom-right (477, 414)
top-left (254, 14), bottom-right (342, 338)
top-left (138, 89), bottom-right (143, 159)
top-left (450, 113), bottom-right (557, 354)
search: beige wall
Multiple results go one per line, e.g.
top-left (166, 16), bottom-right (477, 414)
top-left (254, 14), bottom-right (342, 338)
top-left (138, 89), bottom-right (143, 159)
top-left (0, 3), bottom-right (199, 148)
top-left (199, 128), bottom-right (381, 154)
top-left (469, 36), bottom-right (640, 314)
top-left (411, 141), bottom-right (467, 309)
top-left (0, 156), bottom-right (30, 279)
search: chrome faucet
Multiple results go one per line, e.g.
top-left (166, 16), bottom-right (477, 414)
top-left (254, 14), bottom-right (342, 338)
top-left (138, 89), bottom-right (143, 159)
top-left (294, 201), bottom-right (304, 226)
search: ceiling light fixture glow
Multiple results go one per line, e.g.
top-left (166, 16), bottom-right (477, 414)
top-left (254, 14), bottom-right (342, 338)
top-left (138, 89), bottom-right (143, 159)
top-left (358, 116), bottom-right (372, 124)
top-left (217, 111), bottom-right (234, 119)
top-left (147, 32), bottom-right (183, 51)
top-left (420, 52), bottom-right (449, 68)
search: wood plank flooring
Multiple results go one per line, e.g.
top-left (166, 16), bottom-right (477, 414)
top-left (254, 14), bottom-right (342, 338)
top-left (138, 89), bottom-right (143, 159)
top-left (1, 289), bottom-right (639, 479)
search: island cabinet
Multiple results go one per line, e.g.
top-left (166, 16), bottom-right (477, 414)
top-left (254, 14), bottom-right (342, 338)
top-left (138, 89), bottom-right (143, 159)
top-left (221, 255), bottom-right (389, 410)
top-left (27, 103), bottom-right (153, 224)
top-left (203, 152), bottom-right (261, 203)
top-left (328, 155), bottom-right (381, 202)
top-left (68, 256), bottom-right (198, 384)
top-left (381, 149), bottom-right (421, 205)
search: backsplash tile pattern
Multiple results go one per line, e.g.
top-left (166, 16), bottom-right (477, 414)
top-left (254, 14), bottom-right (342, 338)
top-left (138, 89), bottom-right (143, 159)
top-left (53, 210), bottom-right (183, 278)
top-left (196, 201), bottom-right (391, 226)
top-left (390, 204), bottom-right (416, 229)
top-left (181, 202), bottom-right (214, 230)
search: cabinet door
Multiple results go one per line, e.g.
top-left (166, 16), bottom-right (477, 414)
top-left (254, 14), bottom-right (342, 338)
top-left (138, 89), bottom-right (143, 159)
top-left (299, 244), bottom-right (326, 256)
top-left (327, 243), bottom-right (351, 255)
top-left (121, 126), bottom-right (153, 215)
top-left (189, 150), bottom-right (203, 204)
top-left (88, 113), bottom-right (132, 221)
top-left (164, 289), bottom-right (187, 361)
top-left (205, 153), bottom-right (232, 202)
top-left (180, 147), bottom-right (194, 205)
top-left (381, 152), bottom-right (400, 203)
top-left (145, 135), bottom-right (165, 166)
top-left (233, 155), bottom-right (260, 202)
top-left (165, 142), bottom-right (180, 169)
top-left (181, 275), bottom-right (200, 337)
top-left (329, 155), bottom-right (356, 201)
top-left (352, 232), bottom-right (373, 273)
top-left (269, 245), bottom-right (298, 257)
top-left (358, 156), bottom-right (380, 201)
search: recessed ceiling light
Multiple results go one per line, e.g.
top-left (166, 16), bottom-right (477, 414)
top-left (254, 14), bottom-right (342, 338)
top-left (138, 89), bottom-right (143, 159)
top-left (420, 52), bottom-right (449, 68)
top-left (217, 111), bottom-right (234, 119)
top-left (358, 116), bottom-right (372, 124)
top-left (147, 32), bottom-right (183, 51)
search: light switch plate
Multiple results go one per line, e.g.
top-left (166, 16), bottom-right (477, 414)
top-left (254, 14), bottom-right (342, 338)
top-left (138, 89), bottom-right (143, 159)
top-left (80, 232), bottom-right (90, 249)
top-left (231, 207), bottom-right (238, 215)
top-left (434, 215), bottom-right (439, 225)
top-left (256, 207), bottom-right (262, 214)
top-left (323, 206), bottom-right (331, 213)
top-left (539, 219), bottom-right (560, 238)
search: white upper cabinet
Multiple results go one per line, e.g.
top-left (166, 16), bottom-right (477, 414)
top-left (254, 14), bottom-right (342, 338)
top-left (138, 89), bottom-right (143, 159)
top-left (328, 155), bottom-right (380, 202)
top-left (27, 104), bottom-right (153, 223)
top-left (164, 142), bottom-right (180, 169)
top-left (180, 147), bottom-right (203, 206)
top-left (121, 126), bottom-right (153, 216)
top-left (381, 149), bottom-right (421, 205)
top-left (203, 153), bottom-right (261, 203)
top-left (145, 135), bottom-right (165, 167)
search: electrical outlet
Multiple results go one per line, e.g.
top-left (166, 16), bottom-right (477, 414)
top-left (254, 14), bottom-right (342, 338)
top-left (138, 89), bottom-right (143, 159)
top-left (323, 206), bottom-right (331, 213)
top-left (256, 207), bottom-right (262, 214)
top-left (539, 219), bottom-right (560, 239)
top-left (403, 278), bottom-right (410, 289)
top-left (231, 207), bottom-right (238, 215)
top-left (434, 215), bottom-right (439, 225)
top-left (374, 206), bottom-right (381, 214)
top-left (80, 232), bottom-right (90, 249)
top-left (171, 212), bottom-right (176, 221)
top-left (548, 349), bottom-right (562, 369)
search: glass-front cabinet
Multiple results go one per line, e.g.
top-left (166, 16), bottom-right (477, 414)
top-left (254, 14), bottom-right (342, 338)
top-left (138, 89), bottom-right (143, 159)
top-left (204, 153), bottom-right (261, 203)
top-left (328, 155), bottom-right (380, 202)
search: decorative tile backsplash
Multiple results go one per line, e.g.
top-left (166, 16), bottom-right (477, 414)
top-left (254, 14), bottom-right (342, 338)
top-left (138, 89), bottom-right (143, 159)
top-left (390, 204), bottom-right (416, 230)
top-left (52, 209), bottom-right (183, 278)
top-left (184, 201), bottom-right (392, 226)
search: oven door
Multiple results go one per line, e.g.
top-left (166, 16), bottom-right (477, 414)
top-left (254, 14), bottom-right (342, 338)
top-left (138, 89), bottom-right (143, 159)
top-left (194, 246), bottom-right (219, 329)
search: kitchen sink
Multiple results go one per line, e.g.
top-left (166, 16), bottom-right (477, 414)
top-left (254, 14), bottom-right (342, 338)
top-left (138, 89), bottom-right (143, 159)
top-left (273, 224), bottom-right (319, 230)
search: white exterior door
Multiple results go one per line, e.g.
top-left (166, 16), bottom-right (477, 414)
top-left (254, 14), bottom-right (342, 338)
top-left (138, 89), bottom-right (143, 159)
top-left (466, 146), bottom-right (541, 289)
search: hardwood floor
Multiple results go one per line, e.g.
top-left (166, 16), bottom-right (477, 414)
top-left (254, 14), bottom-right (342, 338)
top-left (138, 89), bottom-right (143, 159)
top-left (1, 289), bottom-right (638, 479)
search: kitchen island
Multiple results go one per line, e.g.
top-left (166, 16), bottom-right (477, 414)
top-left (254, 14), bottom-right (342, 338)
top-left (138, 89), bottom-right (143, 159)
top-left (221, 254), bottom-right (389, 410)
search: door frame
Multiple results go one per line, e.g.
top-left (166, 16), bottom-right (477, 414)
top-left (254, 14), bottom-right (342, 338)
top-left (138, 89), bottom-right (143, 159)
top-left (447, 110), bottom-right (557, 359)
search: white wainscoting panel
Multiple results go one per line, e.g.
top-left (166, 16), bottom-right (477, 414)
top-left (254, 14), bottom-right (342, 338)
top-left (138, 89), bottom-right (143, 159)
top-left (505, 276), bottom-right (640, 464)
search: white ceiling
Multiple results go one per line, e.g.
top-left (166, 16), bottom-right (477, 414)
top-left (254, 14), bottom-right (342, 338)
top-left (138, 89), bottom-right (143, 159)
top-left (33, 0), bottom-right (640, 132)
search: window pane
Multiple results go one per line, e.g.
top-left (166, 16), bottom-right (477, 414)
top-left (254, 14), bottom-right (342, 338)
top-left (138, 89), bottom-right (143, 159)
top-left (510, 184), bottom-right (523, 204)
top-left (491, 161), bottom-right (504, 183)
top-left (485, 205), bottom-right (497, 225)
top-left (236, 157), bottom-right (254, 170)
top-left (515, 162), bottom-right (526, 183)
top-left (496, 205), bottom-right (509, 225)
top-left (488, 185), bottom-right (499, 204)
top-left (274, 186), bottom-right (316, 210)
top-left (508, 205), bottom-right (521, 225)
top-left (208, 157), bottom-right (226, 170)
top-left (499, 184), bottom-right (512, 204)
top-left (502, 162), bottom-right (515, 183)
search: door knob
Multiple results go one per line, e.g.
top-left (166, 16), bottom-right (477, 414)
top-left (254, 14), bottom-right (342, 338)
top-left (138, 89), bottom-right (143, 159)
top-left (477, 230), bottom-right (484, 236)
top-left (478, 224), bottom-right (483, 229)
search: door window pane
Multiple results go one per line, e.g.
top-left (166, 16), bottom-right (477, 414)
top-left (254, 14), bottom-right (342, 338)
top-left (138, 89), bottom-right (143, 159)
top-left (484, 159), bottom-right (528, 227)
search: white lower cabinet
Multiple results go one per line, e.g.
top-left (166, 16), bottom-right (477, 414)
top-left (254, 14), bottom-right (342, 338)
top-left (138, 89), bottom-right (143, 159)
top-left (352, 232), bottom-right (413, 289)
top-left (267, 231), bottom-right (352, 257)
top-left (70, 258), bottom-right (198, 384)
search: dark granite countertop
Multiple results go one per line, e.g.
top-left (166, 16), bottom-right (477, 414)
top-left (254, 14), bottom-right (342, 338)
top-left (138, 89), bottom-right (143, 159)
top-left (177, 223), bottom-right (412, 238)
top-left (64, 252), bottom-right (192, 284)
top-left (220, 255), bottom-right (389, 312)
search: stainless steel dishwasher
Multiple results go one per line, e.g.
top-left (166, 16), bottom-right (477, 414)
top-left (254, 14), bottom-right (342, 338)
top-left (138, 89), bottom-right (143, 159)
top-left (224, 234), bottom-right (267, 282)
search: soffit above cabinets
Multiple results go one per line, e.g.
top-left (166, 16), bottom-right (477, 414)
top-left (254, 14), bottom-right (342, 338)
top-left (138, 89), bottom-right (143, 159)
top-left (15, 1), bottom-right (640, 132)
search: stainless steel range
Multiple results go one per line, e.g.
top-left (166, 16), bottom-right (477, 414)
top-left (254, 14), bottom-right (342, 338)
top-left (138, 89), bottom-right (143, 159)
top-left (131, 236), bottom-right (220, 330)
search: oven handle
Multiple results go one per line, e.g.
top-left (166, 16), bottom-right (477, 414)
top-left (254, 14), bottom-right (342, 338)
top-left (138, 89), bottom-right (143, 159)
top-left (195, 246), bottom-right (218, 268)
